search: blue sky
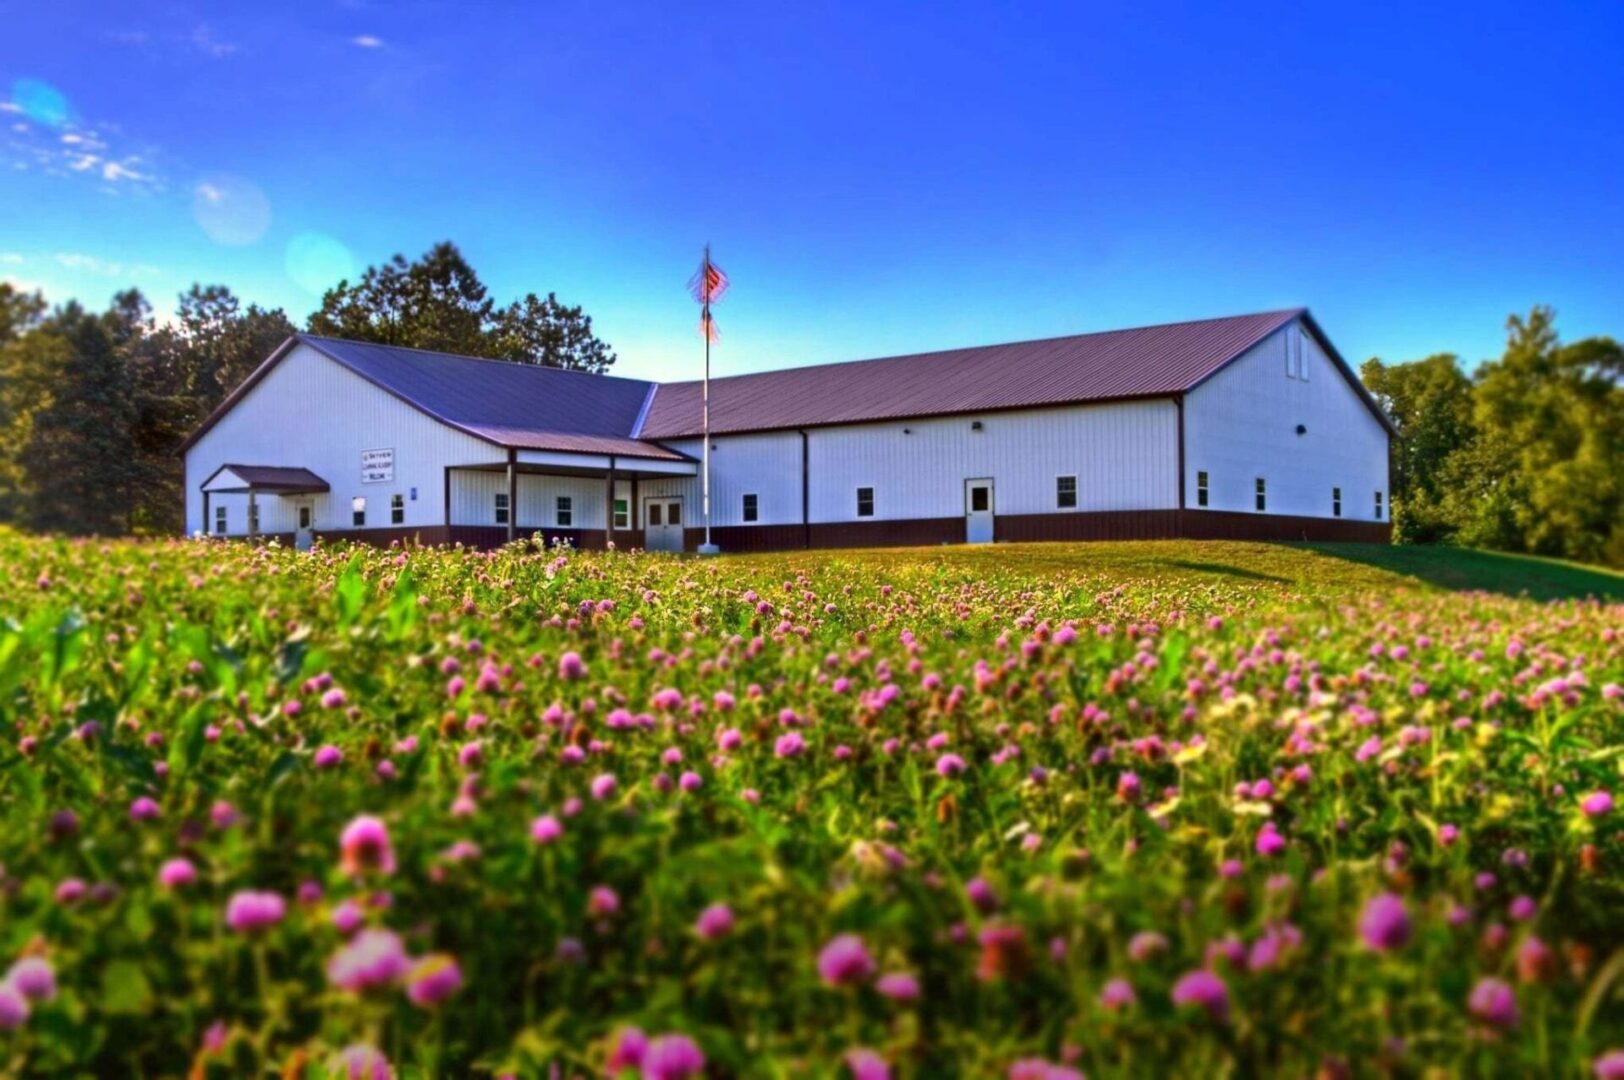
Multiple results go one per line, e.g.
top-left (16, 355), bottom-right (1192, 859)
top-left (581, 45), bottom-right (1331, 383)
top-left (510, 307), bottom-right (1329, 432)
top-left (2, 1), bottom-right (1620, 381)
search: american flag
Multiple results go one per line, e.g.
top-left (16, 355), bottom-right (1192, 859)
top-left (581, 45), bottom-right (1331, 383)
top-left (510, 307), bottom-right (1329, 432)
top-left (688, 246), bottom-right (728, 339)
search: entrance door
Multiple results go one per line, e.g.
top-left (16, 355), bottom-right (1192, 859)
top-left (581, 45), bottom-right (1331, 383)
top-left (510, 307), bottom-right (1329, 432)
top-left (964, 478), bottom-right (994, 544)
top-left (294, 501), bottom-right (315, 551)
top-left (644, 497), bottom-right (685, 552)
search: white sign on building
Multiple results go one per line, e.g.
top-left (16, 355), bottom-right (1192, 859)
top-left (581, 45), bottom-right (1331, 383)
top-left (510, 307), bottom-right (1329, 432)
top-left (361, 448), bottom-right (395, 484)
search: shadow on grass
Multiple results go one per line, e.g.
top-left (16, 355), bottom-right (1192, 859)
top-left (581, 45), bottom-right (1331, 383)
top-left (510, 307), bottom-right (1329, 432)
top-left (1305, 543), bottom-right (1624, 603)
top-left (1165, 560), bottom-right (1290, 584)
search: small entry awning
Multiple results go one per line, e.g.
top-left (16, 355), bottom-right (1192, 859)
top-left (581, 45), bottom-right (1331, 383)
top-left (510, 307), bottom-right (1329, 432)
top-left (200, 464), bottom-right (331, 495)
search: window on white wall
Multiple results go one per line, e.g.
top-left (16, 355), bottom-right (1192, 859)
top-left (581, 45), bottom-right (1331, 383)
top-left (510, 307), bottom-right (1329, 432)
top-left (1375, 491), bottom-right (1383, 520)
top-left (556, 496), bottom-right (573, 527)
top-left (742, 493), bottom-right (758, 522)
top-left (613, 499), bottom-right (629, 528)
top-left (1056, 476), bottom-right (1077, 508)
top-left (215, 505), bottom-right (227, 534)
top-left (494, 492), bottom-right (509, 525)
top-left (391, 494), bottom-right (405, 525)
top-left (1196, 471), bottom-right (1209, 508)
top-left (352, 497), bottom-right (366, 527)
top-left (856, 487), bottom-right (874, 517)
top-left (1255, 477), bottom-right (1267, 512)
top-left (1332, 487), bottom-right (1342, 518)
top-left (1286, 327), bottom-right (1309, 380)
top-left (247, 502), bottom-right (259, 534)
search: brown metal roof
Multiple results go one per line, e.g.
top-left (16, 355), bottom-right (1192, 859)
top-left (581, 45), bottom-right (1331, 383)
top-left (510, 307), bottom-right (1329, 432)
top-left (201, 464), bottom-right (330, 493)
top-left (182, 308), bottom-right (1392, 459)
top-left (637, 309), bottom-right (1318, 438)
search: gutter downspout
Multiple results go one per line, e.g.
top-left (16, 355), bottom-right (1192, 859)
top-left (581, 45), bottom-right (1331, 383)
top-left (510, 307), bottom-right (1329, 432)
top-left (800, 429), bottom-right (810, 549)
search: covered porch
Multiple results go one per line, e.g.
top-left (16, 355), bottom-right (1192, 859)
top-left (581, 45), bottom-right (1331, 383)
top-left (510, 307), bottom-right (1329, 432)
top-left (200, 464), bottom-right (330, 545)
top-left (445, 448), bottom-right (698, 550)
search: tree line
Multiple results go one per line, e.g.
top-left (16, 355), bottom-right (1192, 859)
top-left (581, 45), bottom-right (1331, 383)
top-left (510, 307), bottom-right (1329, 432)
top-left (0, 242), bottom-right (616, 535)
top-left (1, 253), bottom-right (1618, 565)
top-left (1361, 307), bottom-right (1622, 567)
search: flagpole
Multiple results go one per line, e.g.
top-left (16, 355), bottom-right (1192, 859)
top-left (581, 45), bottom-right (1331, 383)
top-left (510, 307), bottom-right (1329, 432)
top-left (698, 244), bottom-right (719, 555)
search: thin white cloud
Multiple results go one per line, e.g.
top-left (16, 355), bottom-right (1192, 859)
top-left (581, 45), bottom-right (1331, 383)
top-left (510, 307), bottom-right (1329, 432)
top-left (2, 113), bottom-right (162, 194)
top-left (352, 34), bottom-right (385, 49)
top-left (0, 102), bottom-right (21, 114)
top-left (53, 253), bottom-right (162, 278)
top-left (190, 25), bottom-right (239, 59)
top-left (0, 253), bottom-right (23, 264)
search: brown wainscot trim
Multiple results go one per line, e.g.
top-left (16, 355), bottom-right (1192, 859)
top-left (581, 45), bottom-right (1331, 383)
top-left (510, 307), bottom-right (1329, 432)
top-left (1177, 509), bottom-right (1392, 543)
top-left (681, 524), bottom-right (809, 553)
top-left (997, 510), bottom-right (1182, 543)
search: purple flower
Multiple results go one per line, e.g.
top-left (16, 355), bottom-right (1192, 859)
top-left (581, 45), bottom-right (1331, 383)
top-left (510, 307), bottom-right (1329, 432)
top-left (1593, 1049), bottom-right (1624, 1079)
top-left (326, 929), bottom-right (411, 992)
top-left (1358, 893), bottom-right (1412, 952)
top-left (936, 753), bottom-right (967, 778)
top-left (818, 933), bottom-right (875, 987)
top-left (966, 876), bottom-right (999, 914)
top-left (1255, 823), bottom-right (1286, 858)
top-left (1099, 977), bottom-right (1137, 1010)
top-left (405, 954), bottom-right (463, 1007)
top-left (1171, 969), bottom-right (1230, 1022)
top-left (225, 890), bottom-right (286, 933)
top-left (332, 1043), bottom-right (393, 1080)
top-left (695, 902), bottom-right (735, 940)
top-left (847, 1048), bottom-right (890, 1080)
top-left (1127, 930), bottom-right (1167, 962)
top-left (606, 1026), bottom-right (648, 1070)
top-left (5, 957), bottom-right (55, 1001)
top-left (340, 814), bottom-right (396, 877)
top-left (557, 651), bottom-right (586, 680)
top-left (129, 796), bottom-right (161, 822)
top-left (590, 773), bottom-right (618, 800)
top-left (1468, 976), bottom-right (1518, 1029)
top-left (158, 857), bottom-right (198, 889)
top-left (875, 971), bottom-right (920, 1001)
top-left (314, 745), bottom-right (344, 769)
top-left (1582, 791), bottom-right (1614, 817)
top-left (775, 732), bottom-right (806, 758)
top-left (643, 1033), bottom-right (706, 1080)
top-left (0, 985), bottom-right (27, 1029)
top-left (530, 814), bottom-right (563, 844)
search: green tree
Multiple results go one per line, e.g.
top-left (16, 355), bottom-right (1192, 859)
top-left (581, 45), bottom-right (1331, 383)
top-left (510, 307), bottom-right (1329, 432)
top-left (1455, 307), bottom-right (1623, 565)
top-left (492, 291), bottom-right (617, 373)
top-left (1359, 353), bottom-right (1476, 543)
top-left (0, 284), bottom-right (58, 522)
top-left (308, 241), bottom-right (493, 356)
top-left (19, 299), bottom-right (141, 534)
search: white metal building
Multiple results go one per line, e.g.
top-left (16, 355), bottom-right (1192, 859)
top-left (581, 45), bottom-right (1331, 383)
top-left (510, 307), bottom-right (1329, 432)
top-left (180, 308), bottom-right (1393, 551)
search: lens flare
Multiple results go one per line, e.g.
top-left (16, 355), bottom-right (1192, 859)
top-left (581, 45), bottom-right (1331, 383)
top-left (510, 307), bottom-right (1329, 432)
top-left (192, 174), bottom-right (271, 246)
top-left (10, 79), bottom-right (70, 127)
top-left (285, 232), bottom-right (356, 294)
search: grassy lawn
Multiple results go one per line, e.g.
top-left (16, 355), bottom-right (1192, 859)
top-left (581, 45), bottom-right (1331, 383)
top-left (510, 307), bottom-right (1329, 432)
top-left (741, 539), bottom-right (1624, 603)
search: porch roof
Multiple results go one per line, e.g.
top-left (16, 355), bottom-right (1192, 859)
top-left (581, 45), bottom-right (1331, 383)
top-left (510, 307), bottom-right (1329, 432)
top-left (201, 464), bottom-right (331, 494)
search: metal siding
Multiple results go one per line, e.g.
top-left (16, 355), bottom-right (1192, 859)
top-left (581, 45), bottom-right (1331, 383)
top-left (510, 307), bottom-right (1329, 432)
top-left (1184, 321), bottom-right (1390, 521)
top-left (807, 400), bottom-right (1178, 524)
top-left (183, 344), bottom-right (493, 536)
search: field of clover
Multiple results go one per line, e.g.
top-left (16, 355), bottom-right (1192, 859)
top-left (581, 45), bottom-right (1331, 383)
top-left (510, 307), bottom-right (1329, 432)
top-left (0, 530), bottom-right (1619, 1079)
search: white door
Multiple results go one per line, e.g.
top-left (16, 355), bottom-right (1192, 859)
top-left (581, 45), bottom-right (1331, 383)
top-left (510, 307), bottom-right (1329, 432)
top-left (294, 501), bottom-right (315, 551)
top-left (644, 497), bottom-right (685, 552)
top-left (965, 478), bottom-right (994, 544)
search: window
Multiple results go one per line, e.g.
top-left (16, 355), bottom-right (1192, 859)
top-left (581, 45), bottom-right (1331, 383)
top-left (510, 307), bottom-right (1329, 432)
top-left (391, 494), bottom-right (405, 525)
top-left (613, 498), bottom-right (629, 529)
top-left (494, 492), bottom-right (509, 525)
top-left (648, 503), bottom-right (662, 527)
top-left (556, 496), bottom-right (573, 527)
top-left (856, 487), bottom-right (874, 517)
top-left (247, 502), bottom-right (259, 534)
top-left (215, 506), bottom-right (227, 534)
top-left (970, 485), bottom-right (990, 512)
top-left (1196, 471), bottom-right (1209, 508)
top-left (1332, 487), bottom-right (1342, 518)
top-left (742, 493), bottom-right (758, 522)
top-left (351, 497), bottom-right (366, 528)
top-left (1286, 327), bottom-right (1309, 380)
top-left (1374, 491), bottom-right (1384, 520)
top-left (1255, 477), bottom-right (1267, 512)
top-left (666, 501), bottom-right (681, 525)
top-left (298, 506), bottom-right (312, 530)
top-left (1056, 476), bottom-right (1077, 509)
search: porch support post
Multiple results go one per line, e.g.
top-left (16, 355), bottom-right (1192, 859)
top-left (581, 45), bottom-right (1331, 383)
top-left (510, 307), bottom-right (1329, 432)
top-left (505, 450), bottom-right (517, 544)
top-left (606, 455), bottom-right (616, 547)
top-left (202, 491), bottom-right (211, 536)
top-left (248, 490), bottom-right (258, 541)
